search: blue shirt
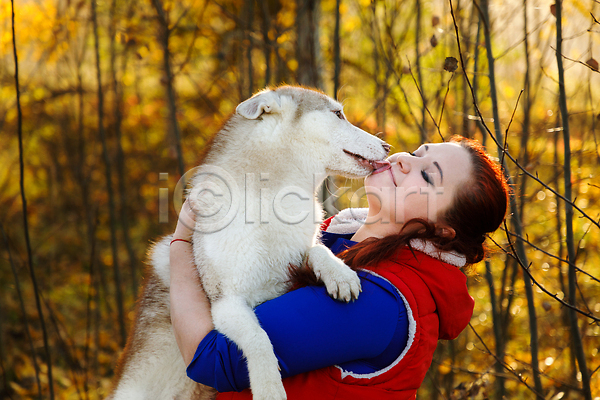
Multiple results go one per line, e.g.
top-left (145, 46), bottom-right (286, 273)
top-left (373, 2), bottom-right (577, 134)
top-left (187, 232), bottom-right (409, 392)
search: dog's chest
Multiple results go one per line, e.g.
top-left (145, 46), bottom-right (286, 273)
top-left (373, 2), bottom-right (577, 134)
top-left (195, 219), bottom-right (317, 304)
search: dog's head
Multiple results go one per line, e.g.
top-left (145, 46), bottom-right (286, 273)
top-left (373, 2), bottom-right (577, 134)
top-left (235, 86), bottom-right (390, 179)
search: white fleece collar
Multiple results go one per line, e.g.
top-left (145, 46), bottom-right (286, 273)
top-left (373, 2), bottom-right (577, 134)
top-left (326, 208), bottom-right (467, 268)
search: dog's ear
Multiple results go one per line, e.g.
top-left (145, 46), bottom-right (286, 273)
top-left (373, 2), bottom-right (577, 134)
top-left (236, 90), bottom-right (282, 119)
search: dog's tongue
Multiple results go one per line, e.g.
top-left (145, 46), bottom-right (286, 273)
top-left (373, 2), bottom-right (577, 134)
top-left (370, 160), bottom-right (391, 174)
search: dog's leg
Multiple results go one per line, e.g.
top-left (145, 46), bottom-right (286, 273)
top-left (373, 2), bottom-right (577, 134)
top-left (211, 295), bottom-right (287, 400)
top-left (307, 244), bottom-right (362, 302)
top-left (110, 268), bottom-right (216, 400)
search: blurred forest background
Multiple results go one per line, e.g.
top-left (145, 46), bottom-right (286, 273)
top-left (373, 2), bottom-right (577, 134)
top-left (1, 0), bottom-right (600, 398)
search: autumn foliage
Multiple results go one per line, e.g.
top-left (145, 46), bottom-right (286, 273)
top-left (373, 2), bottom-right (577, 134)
top-left (1, 0), bottom-right (599, 399)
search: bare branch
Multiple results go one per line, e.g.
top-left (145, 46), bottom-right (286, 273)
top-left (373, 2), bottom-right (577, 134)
top-left (500, 90), bottom-right (524, 168)
top-left (488, 228), bottom-right (600, 323)
top-left (468, 324), bottom-right (542, 396)
top-left (406, 58), bottom-right (444, 141)
top-left (551, 46), bottom-right (600, 73)
top-left (11, 0), bottom-right (54, 396)
top-left (495, 17), bottom-right (551, 60)
top-left (502, 228), bottom-right (600, 284)
top-left (437, 72), bottom-right (455, 139)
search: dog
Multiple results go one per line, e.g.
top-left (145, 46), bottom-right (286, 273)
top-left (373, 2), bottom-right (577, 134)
top-left (109, 86), bottom-right (390, 400)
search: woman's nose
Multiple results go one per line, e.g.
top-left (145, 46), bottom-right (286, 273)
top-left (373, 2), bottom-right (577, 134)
top-left (394, 154), bottom-right (412, 173)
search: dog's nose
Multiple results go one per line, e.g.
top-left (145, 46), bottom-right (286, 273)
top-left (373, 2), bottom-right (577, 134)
top-left (382, 143), bottom-right (391, 154)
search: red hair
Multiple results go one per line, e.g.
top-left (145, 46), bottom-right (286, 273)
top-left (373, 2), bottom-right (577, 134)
top-left (339, 136), bottom-right (510, 268)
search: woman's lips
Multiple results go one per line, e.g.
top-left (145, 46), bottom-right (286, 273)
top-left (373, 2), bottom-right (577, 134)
top-left (370, 160), bottom-right (397, 186)
top-left (388, 167), bottom-right (397, 186)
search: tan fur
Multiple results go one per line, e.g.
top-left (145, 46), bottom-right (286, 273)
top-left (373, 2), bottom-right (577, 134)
top-left (110, 253), bottom-right (216, 399)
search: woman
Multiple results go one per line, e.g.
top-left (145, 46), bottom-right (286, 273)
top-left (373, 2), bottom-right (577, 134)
top-left (170, 136), bottom-right (510, 399)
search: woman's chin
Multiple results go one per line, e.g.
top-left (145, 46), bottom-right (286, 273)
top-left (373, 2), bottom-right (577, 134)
top-left (364, 171), bottom-right (395, 190)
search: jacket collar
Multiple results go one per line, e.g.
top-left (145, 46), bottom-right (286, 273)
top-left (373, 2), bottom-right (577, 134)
top-left (325, 208), bottom-right (467, 268)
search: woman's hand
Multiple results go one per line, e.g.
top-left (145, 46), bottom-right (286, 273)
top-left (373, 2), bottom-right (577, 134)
top-left (170, 198), bottom-right (214, 366)
top-left (172, 199), bottom-right (197, 242)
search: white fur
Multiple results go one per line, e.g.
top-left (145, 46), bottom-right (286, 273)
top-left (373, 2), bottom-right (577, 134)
top-left (110, 86), bottom-right (389, 400)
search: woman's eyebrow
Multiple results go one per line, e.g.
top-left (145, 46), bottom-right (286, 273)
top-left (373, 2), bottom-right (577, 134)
top-left (433, 161), bottom-right (443, 184)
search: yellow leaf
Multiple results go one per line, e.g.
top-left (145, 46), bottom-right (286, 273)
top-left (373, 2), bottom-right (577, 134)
top-left (438, 363), bottom-right (452, 375)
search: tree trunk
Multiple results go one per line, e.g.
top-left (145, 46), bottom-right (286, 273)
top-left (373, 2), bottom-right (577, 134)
top-left (92, 0), bottom-right (127, 347)
top-left (333, 0), bottom-right (341, 98)
top-left (110, 0), bottom-right (139, 299)
top-left (370, 1), bottom-right (382, 129)
top-left (296, 0), bottom-right (332, 216)
top-left (460, 0), bottom-right (476, 138)
top-left (479, 0), bottom-right (544, 397)
top-left (472, 18), bottom-right (486, 139)
top-left (519, 0), bottom-right (532, 219)
top-left (415, 0), bottom-right (426, 141)
top-left (484, 259), bottom-right (506, 400)
top-left (295, 0), bottom-right (323, 89)
top-left (555, 1), bottom-right (593, 398)
top-left (11, 0), bottom-right (55, 396)
top-left (243, 0), bottom-right (255, 98)
top-left (260, 0), bottom-right (272, 87)
top-left (151, 0), bottom-right (186, 176)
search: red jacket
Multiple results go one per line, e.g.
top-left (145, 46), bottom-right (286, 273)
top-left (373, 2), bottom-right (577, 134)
top-left (218, 211), bottom-right (474, 400)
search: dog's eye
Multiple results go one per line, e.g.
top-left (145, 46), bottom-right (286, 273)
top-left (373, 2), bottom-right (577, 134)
top-left (333, 110), bottom-right (345, 120)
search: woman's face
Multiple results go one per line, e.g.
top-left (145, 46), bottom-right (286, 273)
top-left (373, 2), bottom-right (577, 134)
top-left (363, 142), bottom-right (473, 229)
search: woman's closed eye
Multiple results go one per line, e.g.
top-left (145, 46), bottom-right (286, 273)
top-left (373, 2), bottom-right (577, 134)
top-left (410, 151), bottom-right (434, 185)
top-left (421, 170), bottom-right (433, 186)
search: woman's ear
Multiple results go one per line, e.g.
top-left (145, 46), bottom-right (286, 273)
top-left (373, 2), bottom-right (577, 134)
top-left (436, 225), bottom-right (456, 239)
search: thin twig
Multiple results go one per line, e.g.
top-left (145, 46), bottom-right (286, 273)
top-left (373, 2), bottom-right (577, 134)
top-left (11, 0), bottom-right (54, 397)
top-left (499, 89), bottom-right (524, 168)
top-left (501, 228), bottom-right (600, 284)
top-left (495, 17), bottom-right (551, 60)
top-left (41, 294), bottom-right (85, 400)
top-left (551, 46), bottom-right (600, 74)
top-left (436, 72), bottom-right (455, 141)
top-left (406, 58), bottom-right (444, 141)
top-left (489, 229), bottom-right (600, 323)
top-left (468, 324), bottom-right (542, 397)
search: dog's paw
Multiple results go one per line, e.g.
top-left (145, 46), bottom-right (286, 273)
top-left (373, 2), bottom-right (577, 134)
top-left (245, 341), bottom-right (287, 400)
top-left (315, 259), bottom-right (361, 302)
top-left (308, 245), bottom-right (362, 302)
top-left (251, 381), bottom-right (287, 400)
top-left (248, 361), bottom-right (287, 400)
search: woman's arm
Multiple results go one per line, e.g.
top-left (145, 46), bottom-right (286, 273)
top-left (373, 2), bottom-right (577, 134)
top-left (170, 202), bottom-right (408, 392)
top-left (187, 271), bottom-right (408, 392)
top-left (170, 200), bottom-right (214, 365)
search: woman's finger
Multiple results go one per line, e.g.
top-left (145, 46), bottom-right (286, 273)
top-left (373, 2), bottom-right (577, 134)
top-left (174, 199), bottom-right (197, 239)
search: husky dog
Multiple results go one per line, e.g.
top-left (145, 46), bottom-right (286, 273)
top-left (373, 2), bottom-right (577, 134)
top-left (109, 86), bottom-right (390, 400)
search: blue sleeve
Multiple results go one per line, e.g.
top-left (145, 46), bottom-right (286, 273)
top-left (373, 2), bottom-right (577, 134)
top-left (186, 272), bottom-right (404, 392)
